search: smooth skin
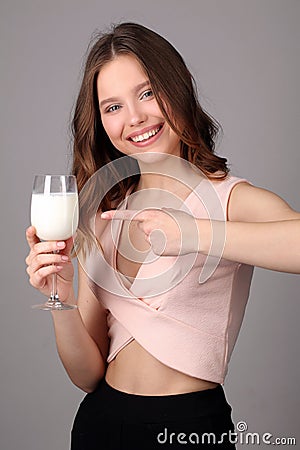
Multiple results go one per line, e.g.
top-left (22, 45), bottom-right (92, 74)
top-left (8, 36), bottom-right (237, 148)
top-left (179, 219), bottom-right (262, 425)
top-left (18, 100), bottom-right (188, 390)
top-left (26, 55), bottom-right (300, 395)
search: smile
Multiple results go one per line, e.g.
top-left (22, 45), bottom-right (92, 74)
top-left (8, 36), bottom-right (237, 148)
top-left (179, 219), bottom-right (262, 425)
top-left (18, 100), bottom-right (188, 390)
top-left (129, 125), bottom-right (163, 143)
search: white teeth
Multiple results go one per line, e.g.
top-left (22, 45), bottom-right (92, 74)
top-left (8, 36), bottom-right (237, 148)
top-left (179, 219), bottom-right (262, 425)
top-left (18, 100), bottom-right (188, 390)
top-left (131, 126), bottom-right (160, 143)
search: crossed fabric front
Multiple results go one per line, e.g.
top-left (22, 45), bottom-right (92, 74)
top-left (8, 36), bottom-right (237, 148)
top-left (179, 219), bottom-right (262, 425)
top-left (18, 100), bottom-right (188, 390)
top-left (84, 176), bottom-right (254, 384)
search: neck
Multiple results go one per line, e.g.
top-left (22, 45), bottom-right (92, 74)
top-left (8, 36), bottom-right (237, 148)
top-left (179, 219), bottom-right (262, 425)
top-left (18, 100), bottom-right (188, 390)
top-left (136, 153), bottom-right (201, 192)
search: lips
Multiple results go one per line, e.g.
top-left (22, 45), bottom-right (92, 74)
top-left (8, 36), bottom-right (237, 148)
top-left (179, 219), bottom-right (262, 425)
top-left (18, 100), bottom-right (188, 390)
top-left (126, 123), bottom-right (164, 144)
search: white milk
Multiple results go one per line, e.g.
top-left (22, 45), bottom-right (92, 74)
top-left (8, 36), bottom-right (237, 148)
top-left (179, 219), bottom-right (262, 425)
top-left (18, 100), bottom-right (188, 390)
top-left (31, 193), bottom-right (79, 241)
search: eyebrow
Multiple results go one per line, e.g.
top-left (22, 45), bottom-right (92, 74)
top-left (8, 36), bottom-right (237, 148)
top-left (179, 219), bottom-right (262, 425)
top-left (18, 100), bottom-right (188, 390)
top-left (99, 80), bottom-right (151, 109)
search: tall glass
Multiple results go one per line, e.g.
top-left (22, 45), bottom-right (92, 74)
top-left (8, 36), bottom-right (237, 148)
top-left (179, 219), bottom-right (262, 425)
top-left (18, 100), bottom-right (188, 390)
top-left (31, 175), bottom-right (79, 310)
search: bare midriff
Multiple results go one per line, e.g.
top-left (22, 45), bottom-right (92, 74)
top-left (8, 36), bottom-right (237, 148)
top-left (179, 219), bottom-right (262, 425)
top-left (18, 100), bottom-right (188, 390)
top-left (105, 340), bottom-right (219, 395)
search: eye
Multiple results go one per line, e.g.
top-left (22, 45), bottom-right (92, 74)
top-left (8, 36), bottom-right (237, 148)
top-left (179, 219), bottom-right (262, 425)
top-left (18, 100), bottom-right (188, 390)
top-left (140, 89), bottom-right (154, 100)
top-left (105, 104), bottom-right (121, 113)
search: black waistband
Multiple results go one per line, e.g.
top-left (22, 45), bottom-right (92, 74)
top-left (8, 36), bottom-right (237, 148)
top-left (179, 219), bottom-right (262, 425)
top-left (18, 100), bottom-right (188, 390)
top-left (83, 378), bottom-right (232, 423)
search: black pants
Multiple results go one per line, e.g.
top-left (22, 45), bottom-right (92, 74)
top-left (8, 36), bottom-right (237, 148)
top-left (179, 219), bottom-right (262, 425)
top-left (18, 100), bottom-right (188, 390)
top-left (71, 378), bottom-right (236, 449)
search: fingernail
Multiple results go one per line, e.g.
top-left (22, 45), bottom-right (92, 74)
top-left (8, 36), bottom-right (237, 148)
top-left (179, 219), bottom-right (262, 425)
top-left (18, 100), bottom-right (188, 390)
top-left (57, 242), bottom-right (65, 248)
top-left (56, 265), bottom-right (63, 270)
top-left (61, 255), bottom-right (69, 261)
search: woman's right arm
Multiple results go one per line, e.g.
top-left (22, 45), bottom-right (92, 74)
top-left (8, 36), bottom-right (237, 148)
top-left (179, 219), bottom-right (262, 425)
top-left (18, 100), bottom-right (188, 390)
top-left (26, 226), bottom-right (108, 393)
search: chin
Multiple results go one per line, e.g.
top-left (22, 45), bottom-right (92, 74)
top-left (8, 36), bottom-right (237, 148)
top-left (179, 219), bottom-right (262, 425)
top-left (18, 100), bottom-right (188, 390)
top-left (131, 151), bottom-right (177, 165)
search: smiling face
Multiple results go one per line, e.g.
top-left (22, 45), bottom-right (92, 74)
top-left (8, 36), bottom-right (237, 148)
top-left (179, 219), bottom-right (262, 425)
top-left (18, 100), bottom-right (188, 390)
top-left (97, 54), bottom-right (181, 162)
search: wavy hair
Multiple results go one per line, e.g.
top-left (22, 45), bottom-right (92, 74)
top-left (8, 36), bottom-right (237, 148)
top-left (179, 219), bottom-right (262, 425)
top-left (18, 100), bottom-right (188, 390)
top-left (71, 22), bottom-right (229, 252)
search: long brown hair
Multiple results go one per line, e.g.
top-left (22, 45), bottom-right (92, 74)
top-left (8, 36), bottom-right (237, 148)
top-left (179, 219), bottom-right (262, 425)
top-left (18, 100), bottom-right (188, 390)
top-left (71, 22), bottom-right (229, 251)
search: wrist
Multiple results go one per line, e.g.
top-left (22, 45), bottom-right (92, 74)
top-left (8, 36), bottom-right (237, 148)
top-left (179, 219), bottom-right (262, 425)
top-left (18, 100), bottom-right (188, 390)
top-left (196, 218), bottom-right (227, 258)
top-left (195, 219), bottom-right (212, 254)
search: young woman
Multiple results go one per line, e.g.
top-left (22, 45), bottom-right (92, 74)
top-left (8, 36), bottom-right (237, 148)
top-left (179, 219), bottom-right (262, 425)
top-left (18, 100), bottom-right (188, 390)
top-left (25, 22), bottom-right (300, 449)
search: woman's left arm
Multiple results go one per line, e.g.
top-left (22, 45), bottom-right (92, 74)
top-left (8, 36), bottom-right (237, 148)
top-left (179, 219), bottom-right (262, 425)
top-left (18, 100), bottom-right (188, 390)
top-left (199, 182), bottom-right (300, 273)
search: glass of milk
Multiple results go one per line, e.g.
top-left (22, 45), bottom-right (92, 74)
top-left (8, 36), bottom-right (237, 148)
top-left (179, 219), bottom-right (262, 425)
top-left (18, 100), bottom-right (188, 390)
top-left (31, 175), bottom-right (79, 310)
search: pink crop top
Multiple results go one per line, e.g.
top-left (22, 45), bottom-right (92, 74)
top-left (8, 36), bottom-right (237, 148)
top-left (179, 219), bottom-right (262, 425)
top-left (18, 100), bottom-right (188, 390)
top-left (85, 175), bottom-right (254, 384)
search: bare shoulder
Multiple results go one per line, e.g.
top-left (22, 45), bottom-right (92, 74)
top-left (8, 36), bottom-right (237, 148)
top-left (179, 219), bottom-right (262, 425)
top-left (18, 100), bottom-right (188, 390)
top-left (227, 181), bottom-right (300, 222)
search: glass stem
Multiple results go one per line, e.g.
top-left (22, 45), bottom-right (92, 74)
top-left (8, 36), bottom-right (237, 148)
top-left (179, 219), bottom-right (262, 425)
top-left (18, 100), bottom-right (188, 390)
top-left (50, 250), bottom-right (59, 302)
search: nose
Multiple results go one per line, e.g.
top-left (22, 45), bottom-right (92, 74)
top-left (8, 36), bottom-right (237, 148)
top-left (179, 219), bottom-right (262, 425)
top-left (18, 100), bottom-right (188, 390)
top-left (127, 101), bottom-right (147, 127)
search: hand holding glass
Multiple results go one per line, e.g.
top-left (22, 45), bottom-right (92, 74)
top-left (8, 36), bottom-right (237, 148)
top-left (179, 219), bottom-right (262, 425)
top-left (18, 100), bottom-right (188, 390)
top-left (31, 175), bottom-right (79, 310)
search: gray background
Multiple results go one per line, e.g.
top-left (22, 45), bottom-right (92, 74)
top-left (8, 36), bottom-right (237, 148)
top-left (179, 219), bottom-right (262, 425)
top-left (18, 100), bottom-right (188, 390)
top-left (1, 0), bottom-right (299, 449)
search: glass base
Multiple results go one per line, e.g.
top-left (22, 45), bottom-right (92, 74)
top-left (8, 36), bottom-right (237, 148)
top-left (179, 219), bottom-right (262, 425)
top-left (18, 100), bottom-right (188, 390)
top-left (31, 294), bottom-right (77, 311)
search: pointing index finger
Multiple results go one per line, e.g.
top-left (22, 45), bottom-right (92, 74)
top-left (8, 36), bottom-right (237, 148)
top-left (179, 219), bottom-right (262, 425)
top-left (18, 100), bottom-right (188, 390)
top-left (101, 210), bottom-right (144, 221)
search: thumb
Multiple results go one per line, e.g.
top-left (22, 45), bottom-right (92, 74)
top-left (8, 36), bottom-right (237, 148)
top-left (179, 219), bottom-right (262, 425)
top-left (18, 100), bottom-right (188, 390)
top-left (26, 226), bottom-right (40, 249)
